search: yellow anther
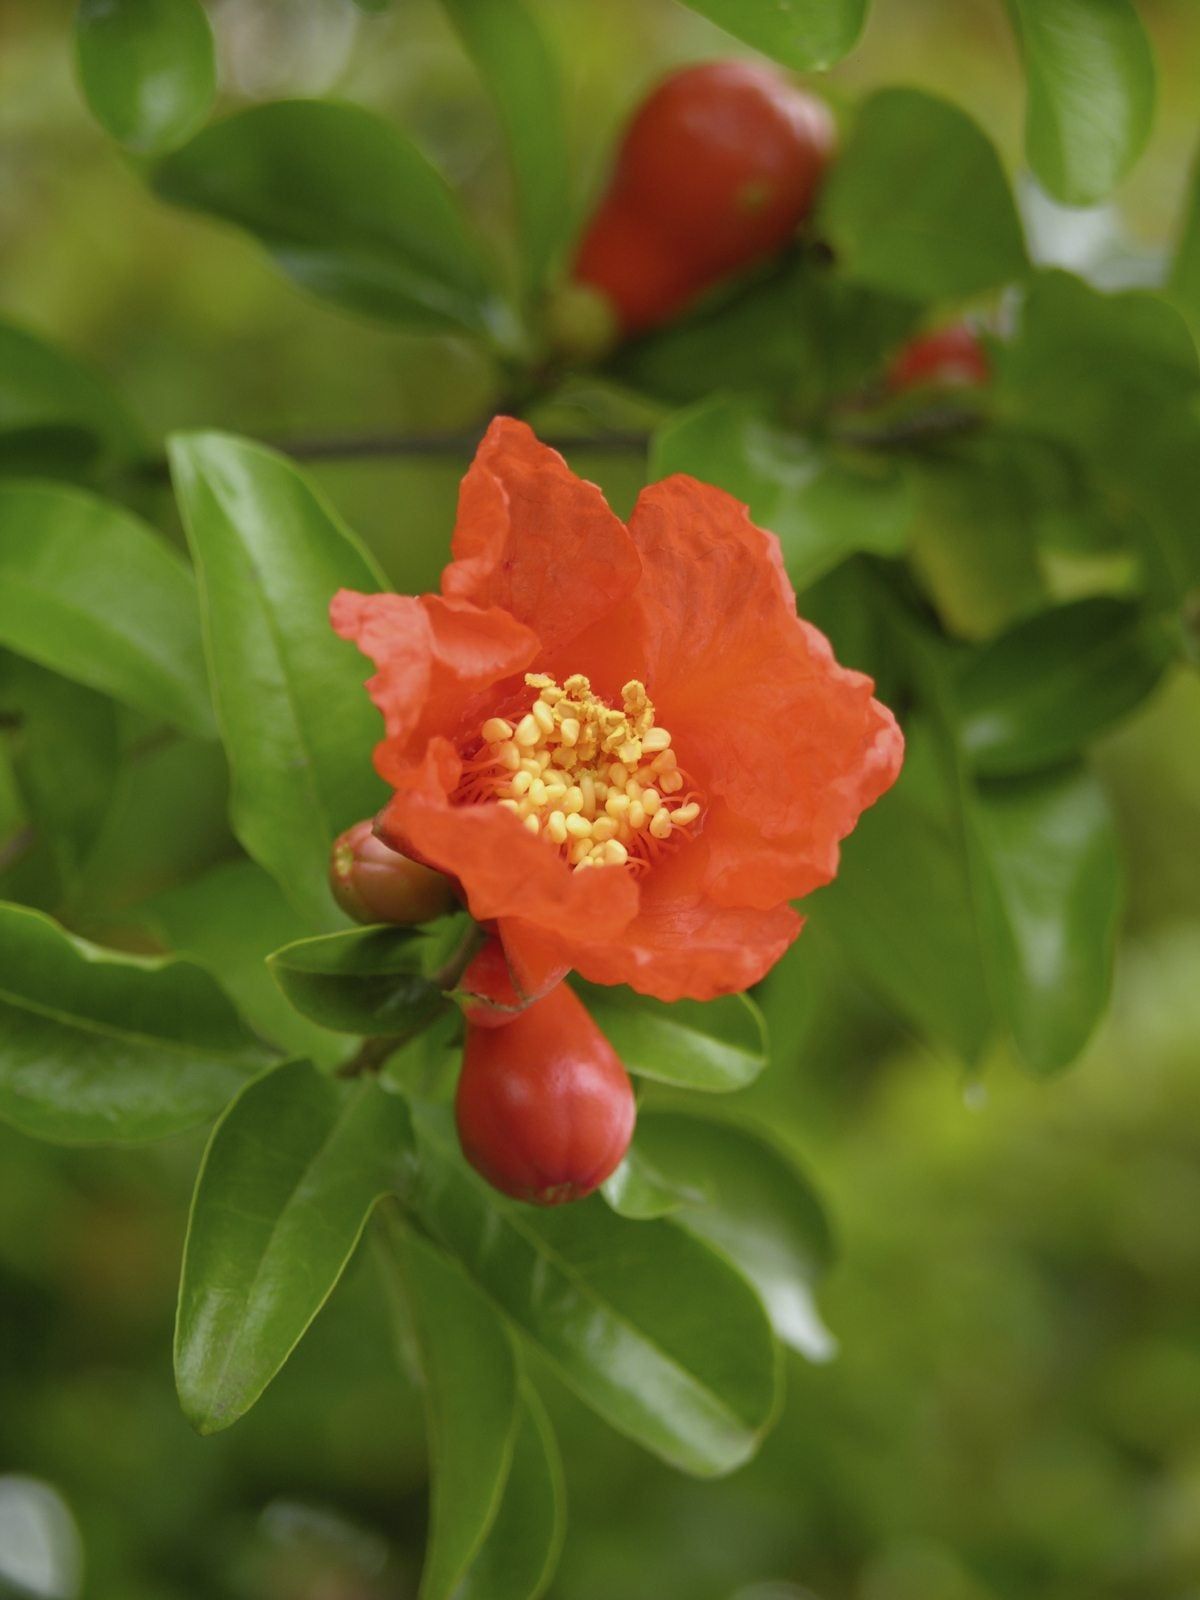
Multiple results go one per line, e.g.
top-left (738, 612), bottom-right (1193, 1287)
top-left (628, 801), bottom-right (647, 831)
top-left (498, 798), bottom-right (521, 815)
top-left (563, 786), bottom-right (584, 815)
top-left (496, 741), bottom-right (521, 771)
top-left (608, 762), bottom-right (629, 788)
top-left (605, 792), bottom-right (630, 818)
top-left (591, 816), bottom-right (618, 843)
top-left (529, 778), bottom-right (548, 808)
top-left (559, 717), bottom-right (581, 747)
top-left (564, 673), bottom-right (591, 696)
top-left (537, 750), bottom-right (553, 771)
top-left (543, 782), bottom-right (567, 804)
top-left (618, 739), bottom-right (642, 767)
top-left (602, 839), bottom-right (629, 866)
top-left (565, 813), bottom-right (592, 839)
top-left (526, 672), bottom-right (555, 689)
top-left (651, 749), bottom-right (677, 773)
top-left (519, 756), bottom-right (542, 776)
top-left (642, 787), bottom-right (662, 814)
top-left (568, 837), bottom-right (592, 865)
top-left (547, 811), bottom-right (568, 845)
top-left (551, 747), bottom-right (576, 768)
top-left (514, 714), bottom-right (540, 747)
top-left (649, 808), bottom-right (673, 840)
top-left (574, 857), bottom-right (595, 871)
top-left (523, 814), bottom-right (541, 835)
top-left (580, 774), bottom-right (597, 816)
top-left (626, 780), bottom-right (642, 804)
top-left (482, 717), bottom-right (513, 743)
top-left (510, 770), bottom-right (533, 797)
top-left (672, 802), bottom-right (701, 826)
top-left (660, 769), bottom-right (684, 794)
top-left (532, 699), bottom-right (556, 735)
top-left (642, 727), bottom-right (671, 752)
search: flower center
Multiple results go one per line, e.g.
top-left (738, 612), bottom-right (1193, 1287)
top-left (456, 673), bottom-right (703, 872)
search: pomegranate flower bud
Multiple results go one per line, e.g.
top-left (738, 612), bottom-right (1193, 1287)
top-left (330, 819), bottom-right (457, 925)
top-left (455, 982), bottom-right (636, 1205)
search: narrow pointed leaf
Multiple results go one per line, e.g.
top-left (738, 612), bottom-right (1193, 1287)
top-left (578, 982), bottom-right (767, 1093)
top-left (169, 433), bottom-right (388, 925)
top-left (456, 1382), bottom-right (565, 1600)
top-left (154, 101), bottom-right (498, 335)
top-left (411, 1107), bottom-right (780, 1477)
top-left (679, 0), bottom-right (869, 71)
top-left (268, 925), bottom-right (446, 1036)
top-left (0, 902), bottom-right (273, 1144)
top-left (1007, 0), bottom-right (1155, 206)
top-left (382, 1220), bottom-right (520, 1600)
top-left (0, 483), bottom-right (214, 736)
top-left (76, 0), bottom-right (216, 156)
top-left (176, 1059), bottom-right (415, 1432)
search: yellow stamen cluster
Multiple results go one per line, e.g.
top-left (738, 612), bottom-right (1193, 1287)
top-left (462, 672), bottom-right (703, 872)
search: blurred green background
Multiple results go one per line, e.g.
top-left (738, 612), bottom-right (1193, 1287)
top-left (3, 2), bottom-right (1200, 1596)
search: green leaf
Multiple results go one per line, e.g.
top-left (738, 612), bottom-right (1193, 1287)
top-left (577, 983), bottom-right (768, 1093)
top-left (602, 1145), bottom-right (693, 1221)
top-left (268, 925), bottom-right (446, 1036)
top-left (0, 901), bottom-right (273, 1144)
top-left (632, 1114), bottom-right (834, 1358)
top-left (0, 317), bottom-right (142, 479)
top-left (381, 1218), bottom-right (520, 1600)
top-left (1007, 0), bottom-right (1155, 206)
top-left (814, 726), bottom-right (994, 1064)
top-left (0, 482), bottom-right (215, 736)
top-left (679, 0), bottom-right (868, 70)
top-left (175, 1059), bottom-right (415, 1432)
top-left (410, 1106), bottom-right (780, 1477)
top-left (966, 763), bottom-right (1122, 1075)
top-left (442, 0), bottom-right (570, 296)
top-left (455, 1381), bottom-right (565, 1600)
top-left (76, 0), bottom-right (216, 156)
top-left (956, 598), bottom-right (1175, 776)
top-left (138, 860), bottom-right (350, 1070)
top-left (153, 101), bottom-right (500, 336)
top-left (168, 432), bottom-right (389, 926)
top-left (820, 88), bottom-right (1028, 299)
top-left (652, 396), bottom-right (912, 589)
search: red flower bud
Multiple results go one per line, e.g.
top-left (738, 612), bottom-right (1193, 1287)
top-left (570, 60), bottom-right (836, 337)
top-left (886, 322), bottom-right (989, 394)
top-left (330, 819), bottom-right (457, 925)
top-left (455, 934), bottom-right (567, 1029)
top-left (455, 982), bottom-right (636, 1205)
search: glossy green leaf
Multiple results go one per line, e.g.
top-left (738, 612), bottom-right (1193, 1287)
top-left (652, 396), bottom-right (912, 589)
top-left (456, 1381), bottom-right (564, 1600)
top-left (76, 0), bottom-right (215, 156)
top-left (602, 1145), bottom-right (693, 1221)
top-left (0, 483), bottom-right (214, 736)
top-left (381, 1219), bottom-right (519, 1600)
top-left (169, 432), bottom-right (388, 926)
top-left (814, 727), bottom-right (994, 1065)
top-left (966, 763), bottom-right (1122, 1075)
top-left (154, 101), bottom-right (499, 336)
top-left (578, 983), bottom-right (768, 1093)
top-left (176, 1059), bottom-right (415, 1432)
top-left (679, 0), bottom-right (868, 70)
top-left (956, 598), bottom-right (1174, 776)
top-left (442, 0), bottom-right (569, 295)
top-left (268, 925), bottom-right (446, 1036)
top-left (139, 860), bottom-right (350, 1071)
top-left (1007, 0), bottom-right (1155, 206)
top-left (820, 88), bottom-right (1028, 299)
top-left (0, 317), bottom-right (142, 478)
top-left (410, 1106), bottom-right (780, 1477)
top-left (632, 1114), bottom-right (833, 1359)
top-left (0, 901), bottom-right (273, 1144)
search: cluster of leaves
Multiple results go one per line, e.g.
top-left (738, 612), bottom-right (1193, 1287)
top-left (2, 1), bottom-right (1198, 1596)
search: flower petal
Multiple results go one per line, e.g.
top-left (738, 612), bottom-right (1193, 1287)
top-left (442, 417), bottom-right (642, 654)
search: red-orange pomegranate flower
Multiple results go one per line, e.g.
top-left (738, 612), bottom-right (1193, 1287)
top-left (332, 418), bottom-right (902, 1004)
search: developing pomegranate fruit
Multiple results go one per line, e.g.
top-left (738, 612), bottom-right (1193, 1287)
top-left (455, 981), bottom-right (636, 1205)
top-left (568, 59), bottom-right (836, 338)
top-left (329, 819), bottom-right (457, 925)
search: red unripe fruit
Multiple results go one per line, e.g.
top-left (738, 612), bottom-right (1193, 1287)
top-left (330, 819), bottom-right (457, 925)
top-left (886, 323), bottom-right (990, 394)
top-left (455, 983), bottom-right (636, 1205)
top-left (572, 60), bottom-right (836, 336)
top-left (455, 935), bottom-right (566, 1029)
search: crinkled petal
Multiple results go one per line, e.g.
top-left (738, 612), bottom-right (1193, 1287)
top-left (442, 417), bottom-right (642, 654)
top-left (331, 589), bottom-right (538, 781)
